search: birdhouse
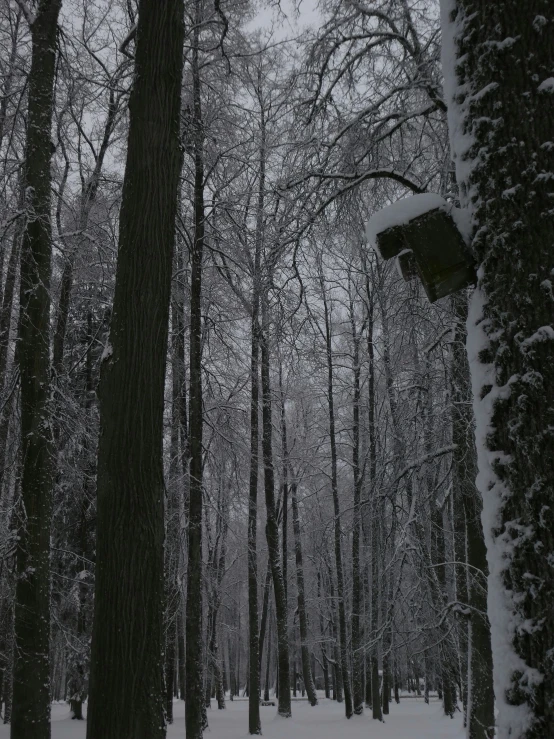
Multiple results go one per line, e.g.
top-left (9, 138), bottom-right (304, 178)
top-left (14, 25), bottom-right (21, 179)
top-left (366, 194), bottom-right (476, 303)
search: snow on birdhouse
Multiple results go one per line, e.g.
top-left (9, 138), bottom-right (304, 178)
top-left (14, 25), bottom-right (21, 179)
top-left (366, 194), bottom-right (476, 303)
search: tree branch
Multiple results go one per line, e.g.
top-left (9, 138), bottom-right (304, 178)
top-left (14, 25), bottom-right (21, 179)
top-left (14, 0), bottom-right (35, 27)
top-left (119, 23), bottom-right (137, 58)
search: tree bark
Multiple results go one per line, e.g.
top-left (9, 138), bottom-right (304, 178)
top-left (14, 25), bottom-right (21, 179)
top-left (364, 262), bottom-right (382, 722)
top-left (290, 480), bottom-right (318, 706)
top-left (260, 294), bottom-right (291, 718)
top-left (247, 102), bottom-right (265, 734)
top-left (85, 1), bottom-right (184, 736)
top-left (185, 1), bottom-right (206, 735)
top-left (258, 560), bottom-right (272, 675)
top-left (317, 571), bottom-right (331, 699)
top-left (319, 261), bottom-right (353, 718)
top-left (280, 380), bottom-right (289, 610)
top-left (452, 294), bottom-right (494, 738)
top-left (349, 294), bottom-right (364, 715)
top-left (11, 2), bottom-right (62, 737)
top-left (248, 290), bottom-right (261, 731)
top-left (442, 3), bottom-right (554, 736)
top-left (52, 83), bottom-right (119, 378)
top-left (264, 610), bottom-right (272, 702)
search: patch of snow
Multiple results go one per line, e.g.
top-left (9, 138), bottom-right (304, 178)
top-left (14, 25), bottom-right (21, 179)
top-left (394, 248), bottom-right (413, 280)
top-left (366, 193), bottom-right (471, 253)
top-left (466, 278), bottom-right (537, 739)
top-left (501, 185), bottom-right (521, 199)
top-left (533, 15), bottom-right (547, 31)
top-left (366, 193), bottom-right (445, 249)
top-left (446, 203), bottom-right (472, 244)
top-left (469, 81), bottom-right (499, 101)
top-left (484, 37), bottom-right (518, 51)
top-left (101, 341), bottom-right (113, 361)
top-left (520, 325), bottom-right (554, 350)
top-left (11, 696), bottom-right (465, 739)
top-left (538, 77), bottom-right (554, 93)
top-left (440, 0), bottom-right (472, 201)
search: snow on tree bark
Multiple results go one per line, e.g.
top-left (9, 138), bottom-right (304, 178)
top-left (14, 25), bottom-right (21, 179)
top-left (451, 294), bottom-right (494, 739)
top-left (441, 1), bottom-right (554, 736)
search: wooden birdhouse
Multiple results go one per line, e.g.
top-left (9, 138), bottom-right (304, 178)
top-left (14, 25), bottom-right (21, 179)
top-left (366, 194), bottom-right (476, 303)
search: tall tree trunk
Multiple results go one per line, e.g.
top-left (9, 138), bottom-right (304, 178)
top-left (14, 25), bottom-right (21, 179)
top-left (165, 622), bottom-right (176, 724)
top-left (85, 1), bottom-right (184, 737)
top-left (173, 243), bottom-right (187, 707)
top-left (0, 6), bottom-right (21, 152)
top-left (328, 572), bottom-right (343, 703)
top-left (67, 313), bottom-right (94, 722)
top-left (350, 294), bottom-right (364, 715)
top-left (186, 1), bottom-right (206, 735)
top-left (317, 571), bottom-right (331, 699)
top-left (264, 610), bottom-right (272, 702)
top-left (260, 294), bottom-right (291, 718)
top-left (364, 261), bottom-right (382, 722)
top-left (0, 210), bottom-right (22, 499)
top-left (279, 370), bottom-right (289, 610)
top-left (258, 560), bottom-right (272, 675)
top-left (11, 3), bottom-right (62, 737)
top-left (0, 208), bottom-right (21, 385)
top-left (371, 515), bottom-right (382, 721)
top-left (3, 601), bottom-right (13, 725)
top-left (165, 304), bottom-right (183, 726)
top-left (204, 489), bottom-right (227, 712)
top-left (452, 294), bottom-right (494, 738)
top-left (52, 83), bottom-right (119, 379)
top-left (290, 479), bottom-right (318, 706)
top-left (247, 101), bottom-right (265, 734)
top-left (319, 261), bottom-right (353, 719)
top-left (442, 3), bottom-right (554, 736)
top-left (177, 601), bottom-right (186, 701)
top-left (248, 296), bottom-right (261, 732)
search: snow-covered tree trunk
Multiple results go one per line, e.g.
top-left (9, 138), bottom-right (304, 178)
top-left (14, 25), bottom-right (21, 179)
top-left (441, 2), bottom-right (554, 737)
top-left (451, 294), bottom-right (494, 738)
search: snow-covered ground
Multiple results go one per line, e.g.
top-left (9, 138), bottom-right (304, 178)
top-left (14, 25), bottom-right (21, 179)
top-left (0, 695), bottom-right (465, 739)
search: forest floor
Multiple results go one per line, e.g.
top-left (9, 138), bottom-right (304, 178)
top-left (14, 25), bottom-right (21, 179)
top-left (0, 694), bottom-right (465, 738)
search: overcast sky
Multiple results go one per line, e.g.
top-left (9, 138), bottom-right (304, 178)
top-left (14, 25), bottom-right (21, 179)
top-left (248, 0), bottom-right (322, 41)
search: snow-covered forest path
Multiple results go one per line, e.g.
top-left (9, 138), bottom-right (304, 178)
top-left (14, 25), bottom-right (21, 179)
top-left (0, 697), bottom-right (464, 739)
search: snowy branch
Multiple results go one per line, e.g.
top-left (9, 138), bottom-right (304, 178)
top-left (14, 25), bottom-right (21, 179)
top-left (395, 444), bottom-right (457, 482)
top-left (14, 0), bottom-right (35, 26)
top-left (286, 168), bottom-right (425, 194)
